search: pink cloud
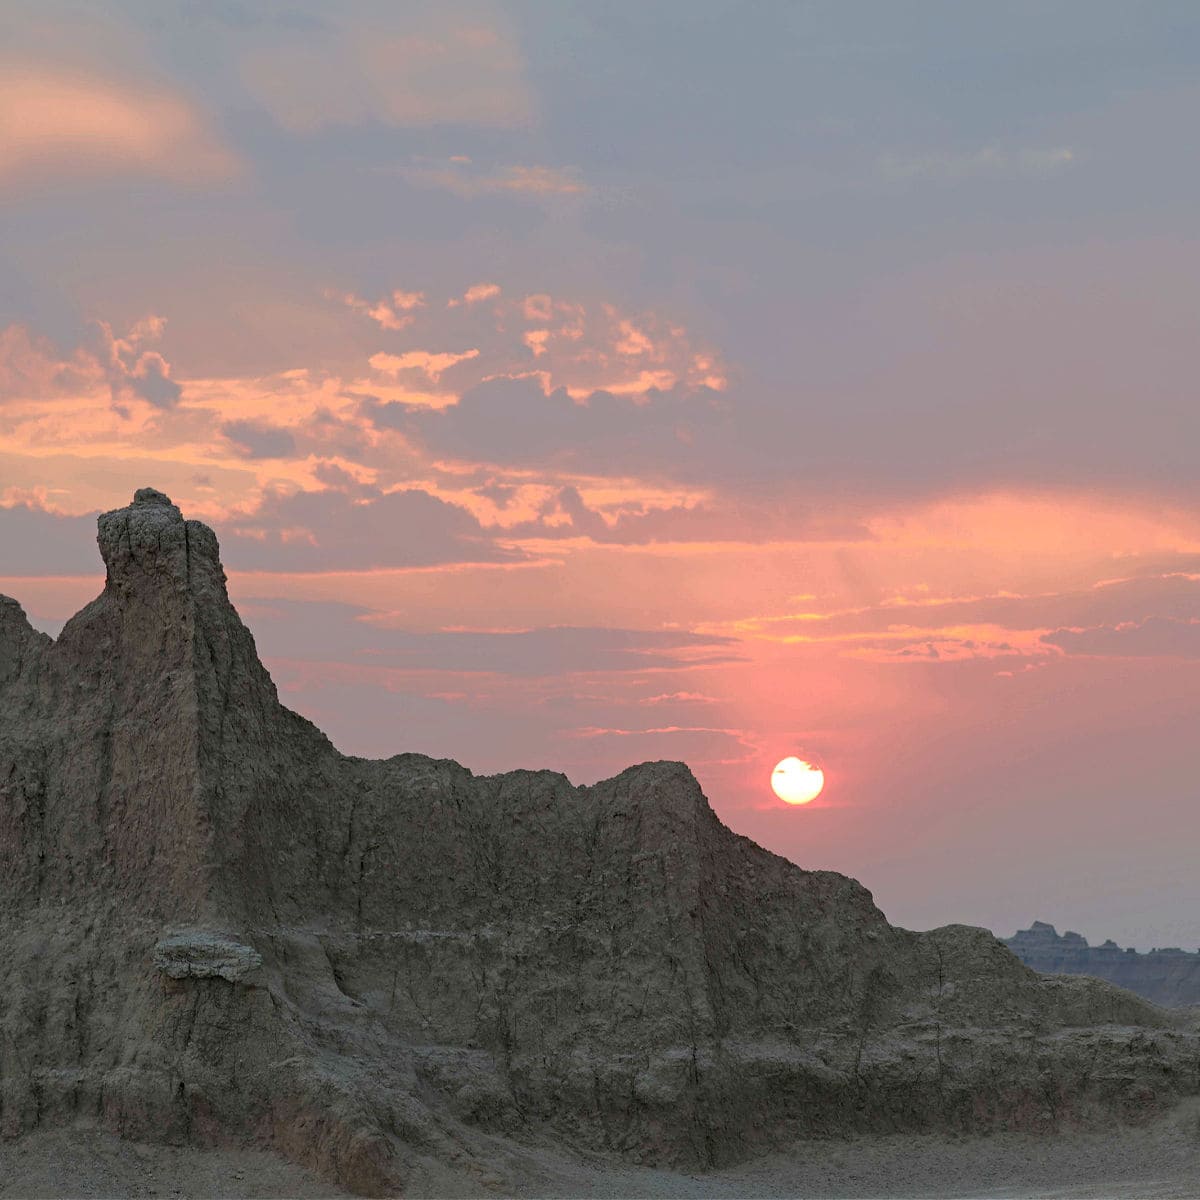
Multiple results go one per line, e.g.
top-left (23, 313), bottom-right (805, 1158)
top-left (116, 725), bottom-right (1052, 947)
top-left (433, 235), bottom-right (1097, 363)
top-left (338, 289), bottom-right (427, 331)
top-left (408, 162), bottom-right (586, 199)
top-left (523, 294), bottom-right (554, 321)
top-left (369, 348), bottom-right (480, 383)
top-left (0, 65), bottom-right (238, 190)
top-left (1042, 616), bottom-right (1200, 659)
top-left (336, 281), bottom-right (726, 402)
top-left (0, 315), bottom-right (180, 408)
top-left (95, 316), bottom-right (182, 407)
top-left (242, 14), bottom-right (533, 133)
top-left (523, 329), bottom-right (550, 357)
top-left (0, 325), bottom-right (97, 400)
top-left (448, 283), bottom-right (501, 308)
top-left (614, 319), bottom-right (654, 357)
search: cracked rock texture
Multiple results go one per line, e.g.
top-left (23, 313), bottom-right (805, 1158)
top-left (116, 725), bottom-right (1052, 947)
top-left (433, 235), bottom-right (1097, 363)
top-left (2, 488), bottom-right (1199, 1196)
top-left (153, 931), bottom-right (264, 982)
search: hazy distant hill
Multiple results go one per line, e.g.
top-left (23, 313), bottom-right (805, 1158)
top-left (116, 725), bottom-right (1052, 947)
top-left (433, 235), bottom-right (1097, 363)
top-left (1005, 922), bottom-right (1200, 1007)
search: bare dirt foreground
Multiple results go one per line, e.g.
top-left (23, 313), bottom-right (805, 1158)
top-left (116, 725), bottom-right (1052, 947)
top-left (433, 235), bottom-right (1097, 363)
top-left (2, 1101), bottom-right (1199, 1200)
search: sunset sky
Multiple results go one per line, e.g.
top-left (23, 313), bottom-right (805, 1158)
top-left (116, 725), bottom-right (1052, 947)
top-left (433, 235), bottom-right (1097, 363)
top-left (4, 1), bottom-right (1200, 950)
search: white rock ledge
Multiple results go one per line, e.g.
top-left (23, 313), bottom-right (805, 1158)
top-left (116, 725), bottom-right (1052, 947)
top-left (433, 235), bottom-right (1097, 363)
top-left (153, 931), bottom-right (263, 983)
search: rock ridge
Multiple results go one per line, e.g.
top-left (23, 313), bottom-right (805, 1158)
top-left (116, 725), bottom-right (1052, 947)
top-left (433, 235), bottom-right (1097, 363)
top-left (2, 489), bottom-right (1199, 1197)
top-left (1005, 922), bottom-right (1200, 1008)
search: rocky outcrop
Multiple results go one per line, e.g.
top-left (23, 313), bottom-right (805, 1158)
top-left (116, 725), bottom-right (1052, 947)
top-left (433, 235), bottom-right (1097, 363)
top-left (1005, 922), bottom-right (1200, 1008)
top-left (152, 931), bottom-right (264, 983)
top-left (2, 488), bottom-right (1199, 1197)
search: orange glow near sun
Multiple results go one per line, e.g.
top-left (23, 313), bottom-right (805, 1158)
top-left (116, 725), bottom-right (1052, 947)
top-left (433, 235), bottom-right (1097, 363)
top-left (771, 756), bottom-right (825, 805)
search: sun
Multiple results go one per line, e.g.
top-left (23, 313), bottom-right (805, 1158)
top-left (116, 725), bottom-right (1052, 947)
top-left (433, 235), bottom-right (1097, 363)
top-left (771, 757), bottom-right (825, 805)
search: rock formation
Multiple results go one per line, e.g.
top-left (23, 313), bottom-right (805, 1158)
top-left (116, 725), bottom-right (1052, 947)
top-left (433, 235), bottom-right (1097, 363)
top-left (2, 488), bottom-right (1199, 1196)
top-left (1006, 922), bottom-right (1200, 1008)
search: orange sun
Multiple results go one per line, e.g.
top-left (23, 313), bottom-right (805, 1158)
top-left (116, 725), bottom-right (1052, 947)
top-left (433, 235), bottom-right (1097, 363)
top-left (771, 757), bottom-right (825, 805)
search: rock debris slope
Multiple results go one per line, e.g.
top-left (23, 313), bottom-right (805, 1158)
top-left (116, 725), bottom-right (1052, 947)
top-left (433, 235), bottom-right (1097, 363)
top-left (1, 489), bottom-right (1198, 1196)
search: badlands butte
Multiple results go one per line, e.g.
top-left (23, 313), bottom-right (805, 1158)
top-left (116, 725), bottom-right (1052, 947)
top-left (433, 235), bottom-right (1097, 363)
top-left (1, 488), bottom-right (1199, 1197)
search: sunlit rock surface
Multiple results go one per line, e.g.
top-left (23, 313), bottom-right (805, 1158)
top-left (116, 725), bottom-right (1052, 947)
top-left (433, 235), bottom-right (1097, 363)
top-left (2, 489), bottom-right (1198, 1197)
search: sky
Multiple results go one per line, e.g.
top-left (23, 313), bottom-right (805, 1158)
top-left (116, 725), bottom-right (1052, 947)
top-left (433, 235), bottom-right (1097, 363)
top-left (3, 1), bottom-right (1200, 950)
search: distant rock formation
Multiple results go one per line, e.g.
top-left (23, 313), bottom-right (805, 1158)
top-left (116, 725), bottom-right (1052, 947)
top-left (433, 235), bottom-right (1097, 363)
top-left (2, 488), bottom-right (1199, 1197)
top-left (1005, 922), bottom-right (1200, 1008)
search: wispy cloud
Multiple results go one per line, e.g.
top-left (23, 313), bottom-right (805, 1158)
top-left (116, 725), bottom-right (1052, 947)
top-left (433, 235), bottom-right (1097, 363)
top-left (0, 64), bottom-right (239, 190)
top-left (0, 315), bottom-right (182, 409)
top-left (879, 145), bottom-right (1076, 183)
top-left (339, 282), bottom-right (727, 405)
top-left (407, 160), bottom-right (587, 199)
top-left (237, 600), bottom-right (740, 675)
top-left (336, 289), bottom-right (426, 331)
top-left (221, 418), bottom-right (296, 460)
top-left (447, 282), bottom-right (502, 308)
top-left (219, 487), bottom-right (525, 572)
top-left (369, 348), bottom-right (480, 383)
top-left (0, 325), bottom-right (96, 400)
top-left (96, 316), bottom-right (182, 408)
top-left (242, 13), bottom-right (533, 132)
top-left (1043, 616), bottom-right (1200, 659)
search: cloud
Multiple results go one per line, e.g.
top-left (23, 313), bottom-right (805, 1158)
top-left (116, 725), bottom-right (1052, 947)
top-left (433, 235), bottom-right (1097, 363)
top-left (845, 631), bottom-right (1032, 665)
top-left (407, 161), bottom-right (586, 199)
top-left (334, 284), bottom-right (726, 402)
top-left (368, 348), bottom-right (480, 383)
top-left (447, 283), bottom-right (501, 308)
top-left (566, 724), bottom-right (754, 769)
top-left (241, 9), bottom-right (532, 133)
top-left (879, 145), bottom-right (1076, 184)
top-left (743, 570), bottom-right (1200, 646)
top-left (238, 597), bottom-right (741, 676)
top-left (221, 419), bottom-right (296, 459)
top-left (95, 317), bottom-right (182, 408)
top-left (1042, 616), bottom-right (1200, 659)
top-left (0, 64), bottom-right (238, 191)
top-left (500, 484), bottom-right (867, 546)
top-left (523, 330), bottom-right (550, 357)
top-left (338, 289), bottom-right (426, 331)
top-left (342, 286), bottom-right (729, 491)
top-left (218, 486), bottom-right (524, 571)
top-left (0, 325), bottom-right (97, 401)
top-left (0, 316), bottom-right (181, 409)
top-left (370, 375), bottom-right (732, 481)
top-left (523, 295), bottom-right (554, 322)
top-left (0, 499), bottom-right (96, 575)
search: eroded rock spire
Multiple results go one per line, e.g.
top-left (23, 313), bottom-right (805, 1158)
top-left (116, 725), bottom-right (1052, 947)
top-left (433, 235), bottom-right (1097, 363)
top-left (97, 486), bottom-right (225, 603)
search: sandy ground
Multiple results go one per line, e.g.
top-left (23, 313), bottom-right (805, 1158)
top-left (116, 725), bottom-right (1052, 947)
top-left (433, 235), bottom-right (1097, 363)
top-left (3, 1102), bottom-right (1199, 1200)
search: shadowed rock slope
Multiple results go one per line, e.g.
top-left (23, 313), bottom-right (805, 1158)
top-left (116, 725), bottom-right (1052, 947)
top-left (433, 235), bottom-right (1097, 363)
top-left (2, 489), bottom-right (1198, 1196)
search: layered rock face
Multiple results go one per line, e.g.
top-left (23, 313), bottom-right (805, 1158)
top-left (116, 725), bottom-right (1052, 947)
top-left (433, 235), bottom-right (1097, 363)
top-left (1006, 922), bottom-right (1200, 1008)
top-left (2, 489), bottom-right (1199, 1196)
